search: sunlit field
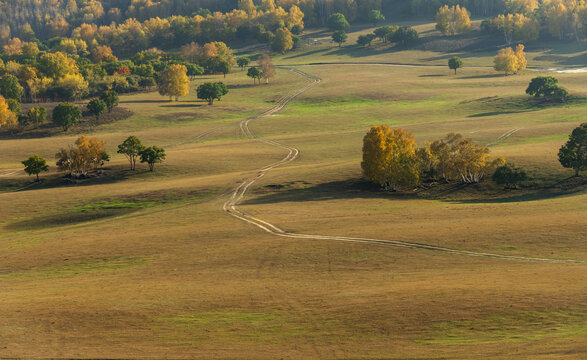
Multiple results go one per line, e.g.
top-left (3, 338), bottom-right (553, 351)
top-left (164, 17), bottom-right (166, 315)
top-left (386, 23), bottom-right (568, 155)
top-left (1, 22), bottom-right (586, 359)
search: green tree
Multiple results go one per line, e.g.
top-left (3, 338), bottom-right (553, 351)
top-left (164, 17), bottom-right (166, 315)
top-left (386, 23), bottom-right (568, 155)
top-left (6, 98), bottom-right (20, 115)
top-left (374, 26), bottom-right (394, 42)
top-left (368, 10), bottom-right (385, 26)
top-left (526, 76), bottom-right (568, 101)
top-left (22, 154), bottom-right (49, 181)
top-left (237, 57), bottom-right (251, 70)
top-left (247, 67), bottom-right (263, 84)
top-left (392, 26), bottom-right (419, 45)
top-left (357, 34), bottom-right (376, 47)
top-left (52, 102), bottom-right (82, 131)
top-left (558, 123), bottom-right (586, 176)
top-left (27, 106), bottom-right (47, 129)
top-left (197, 82), bottom-right (229, 105)
top-left (492, 163), bottom-right (528, 189)
top-left (0, 74), bottom-right (24, 100)
top-left (328, 13), bottom-right (350, 31)
top-left (87, 98), bottom-right (106, 121)
top-left (215, 60), bottom-right (232, 78)
top-left (99, 90), bottom-right (119, 112)
top-left (118, 136), bottom-right (145, 171)
top-left (448, 56), bottom-right (463, 74)
top-left (332, 30), bottom-right (348, 47)
top-left (140, 146), bottom-right (166, 171)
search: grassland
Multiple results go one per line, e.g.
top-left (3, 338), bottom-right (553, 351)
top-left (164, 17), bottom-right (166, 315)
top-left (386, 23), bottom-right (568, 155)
top-left (0, 22), bottom-right (585, 359)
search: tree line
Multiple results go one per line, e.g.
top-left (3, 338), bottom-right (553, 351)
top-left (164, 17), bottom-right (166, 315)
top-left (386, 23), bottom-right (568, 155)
top-left (22, 134), bottom-right (167, 182)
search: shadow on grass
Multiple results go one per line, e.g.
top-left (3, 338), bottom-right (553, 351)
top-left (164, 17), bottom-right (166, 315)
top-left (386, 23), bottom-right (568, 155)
top-left (419, 74), bottom-right (447, 77)
top-left (243, 176), bottom-right (585, 206)
top-left (5, 207), bottom-right (142, 231)
top-left (459, 74), bottom-right (504, 79)
top-left (160, 103), bottom-right (205, 108)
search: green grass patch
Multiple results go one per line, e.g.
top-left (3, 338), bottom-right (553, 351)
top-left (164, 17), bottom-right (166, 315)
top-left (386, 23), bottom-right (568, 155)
top-left (419, 308), bottom-right (587, 345)
top-left (0, 256), bottom-right (153, 280)
top-left (75, 200), bottom-right (156, 212)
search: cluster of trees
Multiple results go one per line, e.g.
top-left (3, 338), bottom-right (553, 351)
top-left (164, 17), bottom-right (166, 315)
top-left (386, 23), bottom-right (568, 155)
top-left (493, 44), bottom-right (527, 75)
top-left (436, 5), bottom-right (472, 35)
top-left (526, 76), bottom-right (568, 102)
top-left (482, 0), bottom-right (587, 42)
top-left (22, 134), bottom-right (168, 182)
top-left (357, 24), bottom-right (419, 47)
top-left (0, 89), bottom-right (120, 132)
top-left (246, 54), bottom-right (275, 85)
top-left (362, 125), bottom-right (506, 190)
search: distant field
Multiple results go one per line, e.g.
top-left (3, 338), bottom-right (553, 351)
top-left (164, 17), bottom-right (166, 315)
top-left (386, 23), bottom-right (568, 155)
top-left (0, 22), bottom-right (586, 359)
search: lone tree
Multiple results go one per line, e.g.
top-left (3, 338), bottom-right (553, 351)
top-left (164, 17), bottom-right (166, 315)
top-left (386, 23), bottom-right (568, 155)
top-left (140, 146), bottom-right (166, 171)
top-left (158, 64), bottom-right (190, 101)
top-left (99, 90), bottom-right (119, 112)
top-left (247, 67), bottom-right (263, 84)
top-left (332, 30), bottom-right (348, 47)
top-left (368, 10), bottom-right (385, 26)
top-left (27, 107), bottom-right (47, 129)
top-left (237, 57), bottom-right (250, 70)
top-left (197, 82), bottom-right (229, 105)
top-left (327, 13), bottom-right (350, 31)
top-left (87, 98), bottom-right (107, 121)
top-left (526, 76), bottom-right (568, 102)
top-left (118, 136), bottom-right (145, 171)
top-left (22, 154), bottom-right (49, 182)
top-left (492, 163), bottom-right (528, 189)
top-left (259, 54), bottom-right (275, 85)
top-left (558, 123), bottom-right (586, 177)
top-left (52, 102), bottom-right (82, 131)
top-left (448, 56), bottom-right (463, 74)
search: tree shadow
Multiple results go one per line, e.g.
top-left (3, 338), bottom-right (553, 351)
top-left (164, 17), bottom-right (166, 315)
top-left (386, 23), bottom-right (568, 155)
top-left (467, 110), bottom-right (525, 118)
top-left (160, 103), bottom-right (204, 108)
top-left (5, 208), bottom-right (142, 231)
top-left (419, 74), bottom-right (447, 77)
top-left (458, 74), bottom-right (504, 79)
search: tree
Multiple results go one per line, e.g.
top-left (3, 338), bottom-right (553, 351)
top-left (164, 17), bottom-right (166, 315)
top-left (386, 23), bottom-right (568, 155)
top-left (158, 64), bottom-right (190, 101)
top-left (374, 26), bottom-right (395, 43)
top-left (247, 67), bottom-right (263, 84)
top-left (357, 34), bottom-right (376, 47)
top-left (332, 30), bottom-right (348, 47)
top-left (0, 74), bottom-right (24, 100)
top-left (52, 102), bottom-right (82, 131)
top-left (436, 5), bottom-right (472, 36)
top-left (0, 95), bottom-right (17, 128)
top-left (392, 27), bottom-right (419, 45)
top-left (87, 98), bottom-right (107, 121)
top-left (118, 136), bottom-right (145, 171)
top-left (215, 61), bottom-right (232, 78)
top-left (448, 56), bottom-right (463, 74)
top-left (328, 13), bottom-right (350, 31)
top-left (38, 52), bottom-right (79, 80)
top-left (272, 27), bottom-right (294, 53)
top-left (100, 90), bottom-right (119, 112)
top-left (197, 82), bottom-right (229, 105)
top-left (259, 54), bottom-right (275, 85)
top-left (7, 99), bottom-right (20, 115)
top-left (368, 10), bottom-right (385, 26)
top-left (22, 155), bottom-right (49, 182)
top-left (91, 45), bottom-right (117, 63)
top-left (140, 146), bottom-right (166, 171)
top-left (362, 125), bottom-right (420, 190)
top-left (56, 136), bottom-right (107, 177)
top-left (525, 76), bottom-right (568, 101)
top-left (558, 123), bottom-right (586, 176)
top-left (27, 107), bottom-right (47, 129)
top-left (494, 45), bottom-right (526, 75)
top-left (492, 163), bottom-right (528, 189)
top-left (237, 57), bottom-right (251, 70)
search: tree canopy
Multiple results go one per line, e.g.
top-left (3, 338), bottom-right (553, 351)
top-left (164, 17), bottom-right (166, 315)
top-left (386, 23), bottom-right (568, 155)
top-left (22, 154), bottom-right (49, 181)
top-left (52, 102), bottom-right (82, 131)
top-left (558, 123), bottom-right (586, 176)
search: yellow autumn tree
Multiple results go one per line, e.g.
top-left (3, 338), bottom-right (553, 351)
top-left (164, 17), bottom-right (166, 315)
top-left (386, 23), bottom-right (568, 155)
top-left (259, 53), bottom-right (275, 84)
top-left (56, 135), bottom-right (107, 177)
top-left (496, 13), bottom-right (539, 44)
top-left (362, 125), bottom-right (420, 190)
top-left (494, 45), bottom-right (526, 75)
top-left (238, 0), bottom-right (257, 16)
top-left (158, 64), bottom-right (190, 101)
top-left (0, 95), bottom-right (17, 128)
top-left (435, 5), bottom-right (471, 36)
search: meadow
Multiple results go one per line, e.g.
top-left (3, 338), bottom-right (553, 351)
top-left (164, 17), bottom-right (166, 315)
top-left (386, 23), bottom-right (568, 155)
top-left (0, 23), bottom-right (586, 359)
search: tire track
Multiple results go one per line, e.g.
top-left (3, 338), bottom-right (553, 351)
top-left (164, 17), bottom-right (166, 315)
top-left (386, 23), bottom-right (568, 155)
top-left (223, 68), bottom-right (584, 264)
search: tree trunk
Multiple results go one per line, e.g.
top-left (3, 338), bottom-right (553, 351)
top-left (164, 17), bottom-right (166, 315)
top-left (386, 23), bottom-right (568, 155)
top-left (36, 173), bottom-right (39, 182)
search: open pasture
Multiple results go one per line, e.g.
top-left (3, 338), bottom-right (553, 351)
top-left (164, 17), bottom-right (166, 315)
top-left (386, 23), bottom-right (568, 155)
top-left (0, 25), bottom-right (586, 359)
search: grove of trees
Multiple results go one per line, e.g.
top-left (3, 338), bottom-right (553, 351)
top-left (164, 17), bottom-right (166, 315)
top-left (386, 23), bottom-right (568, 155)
top-left (362, 125), bottom-right (506, 190)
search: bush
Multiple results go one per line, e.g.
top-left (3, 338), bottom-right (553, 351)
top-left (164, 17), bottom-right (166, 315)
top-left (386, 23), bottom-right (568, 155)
top-left (492, 163), bottom-right (528, 189)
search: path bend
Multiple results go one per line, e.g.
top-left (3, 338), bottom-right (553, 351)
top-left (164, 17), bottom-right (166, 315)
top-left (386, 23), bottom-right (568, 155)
top-left (223, 67), bottom-right (585, 265)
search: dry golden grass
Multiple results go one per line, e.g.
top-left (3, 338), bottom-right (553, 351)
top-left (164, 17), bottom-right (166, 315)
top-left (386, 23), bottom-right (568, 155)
top-left (0, 41), bottom-right (586, 359)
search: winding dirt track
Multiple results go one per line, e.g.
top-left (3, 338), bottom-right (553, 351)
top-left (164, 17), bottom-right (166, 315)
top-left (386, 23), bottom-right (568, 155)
top-left (223, 67), bottom-right (584, 264)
